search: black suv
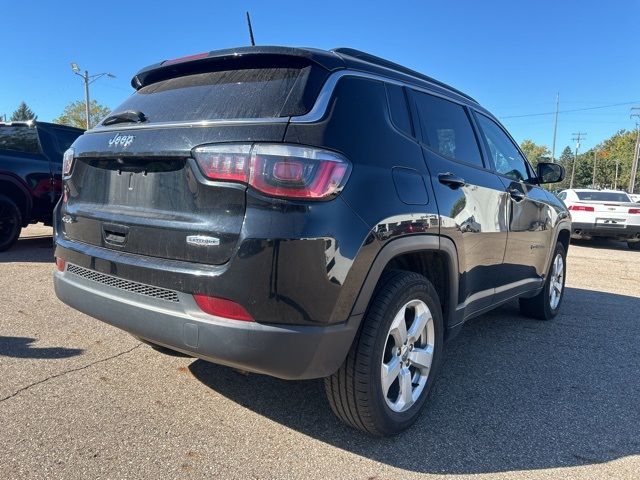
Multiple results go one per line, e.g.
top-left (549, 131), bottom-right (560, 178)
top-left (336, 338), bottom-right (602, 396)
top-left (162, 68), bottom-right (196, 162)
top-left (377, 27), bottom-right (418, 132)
top-left (0, 121), bottom-right (83, 250)
top-left (54, 47), bottom-right (570, 435)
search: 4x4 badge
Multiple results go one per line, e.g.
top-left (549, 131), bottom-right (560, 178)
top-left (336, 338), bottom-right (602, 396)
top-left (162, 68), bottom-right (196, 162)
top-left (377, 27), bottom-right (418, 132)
top-left (108, 133), bottom-right (135, 148)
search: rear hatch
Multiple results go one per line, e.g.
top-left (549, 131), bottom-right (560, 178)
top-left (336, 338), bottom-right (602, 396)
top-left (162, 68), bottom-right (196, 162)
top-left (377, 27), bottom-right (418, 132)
top-left (62, 52), bottom-right (334, 264)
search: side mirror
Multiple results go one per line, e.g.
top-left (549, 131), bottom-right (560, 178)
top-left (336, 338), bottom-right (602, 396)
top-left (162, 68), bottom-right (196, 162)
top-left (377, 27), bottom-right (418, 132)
top-left (536, 162), bottom-right (565, 184)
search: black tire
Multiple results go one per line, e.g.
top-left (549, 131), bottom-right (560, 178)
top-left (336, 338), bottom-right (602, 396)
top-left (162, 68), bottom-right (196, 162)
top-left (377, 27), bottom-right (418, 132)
top-left (0, 194), bottom-right (22, 252)
top-left (324, 270), bottom-right (444, 436)
top-left (627, 241), bottom-right (640, 251)
top-left (519, 242), bottom-right (567, 320)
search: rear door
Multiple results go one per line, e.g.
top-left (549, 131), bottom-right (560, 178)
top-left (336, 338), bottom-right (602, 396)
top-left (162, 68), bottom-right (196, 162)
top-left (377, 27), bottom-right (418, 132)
top-left (473, 112), bottom-right (554, 293)
top-left (62, 61), bottom-right (324, 265)
top-left (409, 90), bottom-right (509, 317)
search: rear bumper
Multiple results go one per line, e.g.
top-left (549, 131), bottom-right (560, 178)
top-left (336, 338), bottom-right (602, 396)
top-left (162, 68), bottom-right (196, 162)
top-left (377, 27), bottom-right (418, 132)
top-left (54, 266), bottom-right (360, 380)
top-left (571, 222), bottom-right (640, 240)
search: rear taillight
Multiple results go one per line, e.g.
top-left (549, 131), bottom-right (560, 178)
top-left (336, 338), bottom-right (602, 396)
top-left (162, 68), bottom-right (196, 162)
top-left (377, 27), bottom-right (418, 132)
top-left (569, 205), bottom-right (595, 212)
top-left (62, 148), bottom-right (75, 176)
top-left (192, 144), bottom-right (351, 200)
top-left (629, 208), bottom-right (640, 214)
top-left (55, 257), bottom-right (65, 272)
top-left (193, 294), bottom-right (254, 322)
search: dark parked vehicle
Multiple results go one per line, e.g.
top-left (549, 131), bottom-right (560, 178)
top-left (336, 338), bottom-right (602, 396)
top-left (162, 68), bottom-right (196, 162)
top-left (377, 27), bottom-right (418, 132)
top-left (53, 46), bottom-right (571, 435)
top-left (0, 121), bottom-right (83, 250)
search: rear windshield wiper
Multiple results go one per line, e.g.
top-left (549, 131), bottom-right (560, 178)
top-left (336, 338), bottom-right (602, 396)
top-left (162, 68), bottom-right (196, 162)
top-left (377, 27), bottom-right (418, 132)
top-left (102, 110), bottom-right (147, 126)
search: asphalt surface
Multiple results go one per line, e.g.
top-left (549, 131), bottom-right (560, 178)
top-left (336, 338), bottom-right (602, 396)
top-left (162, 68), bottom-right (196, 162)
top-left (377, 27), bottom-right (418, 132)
top-left (1, 225), bottom-right (639, 479)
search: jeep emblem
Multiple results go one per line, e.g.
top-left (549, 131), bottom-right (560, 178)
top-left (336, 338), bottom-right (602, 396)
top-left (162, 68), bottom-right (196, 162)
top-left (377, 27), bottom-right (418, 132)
top-left (108, 133), bottom-right (135, 148)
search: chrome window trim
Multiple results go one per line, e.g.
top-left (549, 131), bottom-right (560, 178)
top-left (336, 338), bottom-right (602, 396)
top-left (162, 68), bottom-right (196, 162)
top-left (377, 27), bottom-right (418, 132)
top-left (87, 116), bottom-right (290, 134)
top-left (86, 69), bottom-right (491, 133)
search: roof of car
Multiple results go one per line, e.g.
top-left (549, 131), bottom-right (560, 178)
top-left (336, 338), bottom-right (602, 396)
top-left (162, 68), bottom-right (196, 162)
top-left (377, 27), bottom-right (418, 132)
top-left (131, 45), bottom-right (478, 106)
top-left (0, 120), bottom-right (84, 132)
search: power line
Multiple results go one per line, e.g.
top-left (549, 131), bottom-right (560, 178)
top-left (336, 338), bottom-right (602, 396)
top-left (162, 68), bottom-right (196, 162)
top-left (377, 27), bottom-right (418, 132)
top-left (500, 100), bottom-right (640, 119)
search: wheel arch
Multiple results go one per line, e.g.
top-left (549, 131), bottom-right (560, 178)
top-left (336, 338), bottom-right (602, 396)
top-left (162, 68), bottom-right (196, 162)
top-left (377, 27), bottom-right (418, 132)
top-left (351, 235), bottom-right (459, 331)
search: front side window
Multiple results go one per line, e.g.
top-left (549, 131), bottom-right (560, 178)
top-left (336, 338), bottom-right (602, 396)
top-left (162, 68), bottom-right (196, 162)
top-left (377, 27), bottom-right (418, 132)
top-left (0, 126), bottom-right (41, 154)
top-left (411, 91), bottom-right (484, 167)
top-left (475, 113), bottom-right (532, 182)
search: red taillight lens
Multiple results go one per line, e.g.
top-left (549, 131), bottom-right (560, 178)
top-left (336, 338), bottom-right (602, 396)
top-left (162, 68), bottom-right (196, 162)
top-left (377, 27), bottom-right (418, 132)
top-left (193, 294), bottom-right (254, 322)
top-left (629, 208), bottom-right (640, 214)
top-left (569, 205), bottom-right (595, 212)
top-left (55, 257), bottom-right (65, 272)
top-left (193, 144), bottom-right (351, 200)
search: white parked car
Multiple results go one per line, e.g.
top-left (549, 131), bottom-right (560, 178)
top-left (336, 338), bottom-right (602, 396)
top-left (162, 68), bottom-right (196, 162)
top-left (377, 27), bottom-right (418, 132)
top-left (558, 189), bottom-right (640, 250)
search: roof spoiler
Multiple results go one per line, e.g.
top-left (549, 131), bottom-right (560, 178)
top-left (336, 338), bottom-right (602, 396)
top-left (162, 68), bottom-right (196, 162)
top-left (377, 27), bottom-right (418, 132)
top-left (131, 46), bottom-right (345, 90)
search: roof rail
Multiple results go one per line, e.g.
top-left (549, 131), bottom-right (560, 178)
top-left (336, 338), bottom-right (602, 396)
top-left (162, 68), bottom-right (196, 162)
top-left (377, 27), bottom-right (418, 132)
top-left (331, 48), bottom-right (477, 103)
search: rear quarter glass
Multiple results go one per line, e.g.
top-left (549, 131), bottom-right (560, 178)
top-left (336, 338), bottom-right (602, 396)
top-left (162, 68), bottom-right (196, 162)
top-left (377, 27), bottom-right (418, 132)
top-left (104, 65), bottom-right (327, 124)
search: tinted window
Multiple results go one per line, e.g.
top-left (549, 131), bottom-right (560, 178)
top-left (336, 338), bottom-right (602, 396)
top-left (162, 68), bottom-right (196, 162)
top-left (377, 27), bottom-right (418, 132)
top-left (107, 67), bottom-right (314, 124)
top-left (412, 91), bottom-right (483, 167)
top-left (0, 126), bottom-right (41, 154)
top-left (575, 191), bottom-right (631, 202)
top-left (386, 84), bottom-right (412, 136)
top-left (49, 128), bottom-right (82, 153)
top-left (475, 113), bottom-right (531, 182)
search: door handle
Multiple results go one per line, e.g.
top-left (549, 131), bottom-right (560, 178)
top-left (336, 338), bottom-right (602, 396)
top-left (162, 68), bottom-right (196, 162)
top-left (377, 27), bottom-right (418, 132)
top-left (438, 172), bottom-right (466, 189)
top-left (507, 187), bottom-right (526, 202)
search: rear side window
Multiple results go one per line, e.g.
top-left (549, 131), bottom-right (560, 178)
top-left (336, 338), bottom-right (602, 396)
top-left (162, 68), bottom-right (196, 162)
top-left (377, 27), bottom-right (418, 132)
top-left (49, 128), bottom-right (83, 153)
top-left (575, 191), bottom-right (631, 202)
top-left (411, 91), bottom-right (483, 167)
top-left (0, 126), bottom-right (41, 154)
top-left (108, 66), bottom-right (317, 124)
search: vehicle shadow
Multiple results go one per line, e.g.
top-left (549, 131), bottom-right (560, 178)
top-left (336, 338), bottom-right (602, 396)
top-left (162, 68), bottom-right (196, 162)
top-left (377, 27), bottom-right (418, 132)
top-left (0, 236), bottom-right (53, 263)
top-left (189, 287), bottom-right (640, 475)
top-left (571, 238), bottom-right (633, 251)
top-left (0, 336), bottom-right (83, 359)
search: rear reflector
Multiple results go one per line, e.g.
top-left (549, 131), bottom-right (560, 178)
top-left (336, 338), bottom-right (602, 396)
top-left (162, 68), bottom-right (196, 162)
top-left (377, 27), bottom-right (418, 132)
top-left (569, 205), bottom-right (595, 212)
top-left (55, 257), bottom-right (65, 272)
top-left (193, 294), bottom-right (254, 322)
top-left (192, 143), bottom-right (351, 200)
top-left (629, 208), bottom-right (640, 214)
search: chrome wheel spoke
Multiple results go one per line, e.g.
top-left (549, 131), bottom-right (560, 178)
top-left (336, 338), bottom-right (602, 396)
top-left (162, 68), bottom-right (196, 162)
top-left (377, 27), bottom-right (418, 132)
top-left (389, 309), bottom-right (408, 345)
top-left (381, 356), bottom-right (401, 395)
top-left (407, 307), bottom-right (431, 344)
top-left (408, 345), bottom-right (433, 371)
top-left (397, 367), bottom-right (414, 409)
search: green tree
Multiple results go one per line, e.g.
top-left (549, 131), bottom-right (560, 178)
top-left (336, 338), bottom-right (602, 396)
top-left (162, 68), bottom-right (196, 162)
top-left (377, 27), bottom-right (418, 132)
top-left (10, 101), bottom-right (37, 121)
top-left (520, 139), bottom-right (550, 167)
top-left (557, 146), bottom-right (573, 189)
top-left (53, 100), bottom-right (110, 129)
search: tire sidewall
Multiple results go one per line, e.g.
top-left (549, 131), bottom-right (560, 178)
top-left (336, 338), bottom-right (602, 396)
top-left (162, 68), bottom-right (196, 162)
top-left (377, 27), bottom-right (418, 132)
top-left (0, 195), bottom-right (22, 251)
top-left (544, 243), bottom-right (567, 317)
top-left (369, 277), bottom-right (444, 434)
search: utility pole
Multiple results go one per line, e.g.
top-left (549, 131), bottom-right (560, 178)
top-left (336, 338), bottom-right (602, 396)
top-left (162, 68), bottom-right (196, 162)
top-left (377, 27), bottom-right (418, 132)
top-left (614, 159), bottom-right (619, 190)
top-left (551, 92), bottom-right (559, 162)
top-left (630, 108), bottom-right (640, 194)
top-left (592, 149), bottom-right (597, 187)
top-left (70, 63), bottom-right (115, 130)
top-left (570, 132), bottom-right (586, 189)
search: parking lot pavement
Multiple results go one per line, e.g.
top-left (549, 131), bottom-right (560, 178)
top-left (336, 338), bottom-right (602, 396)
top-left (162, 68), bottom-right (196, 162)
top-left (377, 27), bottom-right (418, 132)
top-left (1, 226), bottom-right (639, 480)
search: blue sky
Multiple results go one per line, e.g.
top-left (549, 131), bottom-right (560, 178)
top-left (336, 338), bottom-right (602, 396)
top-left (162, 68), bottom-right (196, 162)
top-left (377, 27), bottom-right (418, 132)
top-left (1, 0), bottom-right (638, 154)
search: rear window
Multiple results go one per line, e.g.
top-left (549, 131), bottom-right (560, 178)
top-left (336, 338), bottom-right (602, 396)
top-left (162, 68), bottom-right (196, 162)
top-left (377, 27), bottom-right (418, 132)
top-left (575, 191), bottom-right (631, 202)
top-left (49, 128), bottom-right (82, 153)
top-left (107, 67), bottom-right (317, 124)
top-left (0, 126), bottom-right (41, 154)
